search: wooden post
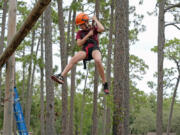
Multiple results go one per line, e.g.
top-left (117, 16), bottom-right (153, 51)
top-left (0, 0), bottom-right (51, 69)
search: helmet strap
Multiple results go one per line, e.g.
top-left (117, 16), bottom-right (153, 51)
top-left (84, 21), bottom-right (90, 29)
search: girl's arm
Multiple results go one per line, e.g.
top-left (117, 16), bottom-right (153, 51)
top-left (77, 30), bottom-right (93, 47)
top-left (92, 16), bottom-right (105, 33)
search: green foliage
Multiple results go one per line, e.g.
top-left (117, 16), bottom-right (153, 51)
top-left (70, 1), bottom-right (83, 11)
top-left (16, 1), bottom-right (31, 30)
top-left (52, 8), bottom-right (58, 24)
top-left (171, 104), bottom-right (180, 134)
top-left (151, 38), bottom-right (180, 61)
top-left (131, 106), bottom-right (156, 134)
top-left (130, 55), bottom-right (149, 81)
top-left (164, 38), bottom-right (180, 61)
top-left (150, 38), bottom-right (180, 94)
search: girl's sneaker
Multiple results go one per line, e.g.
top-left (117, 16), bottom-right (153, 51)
top-left (51, 74), bottom-right (64, 84)
top-left (103, 82), bottom-right (109, 94)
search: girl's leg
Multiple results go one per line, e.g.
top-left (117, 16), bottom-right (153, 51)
top-left (92, 50), bottom-right (106, 84)
top-left (92, 50), bottom-right (109, 94)
top-left (61, 51), bottom-right (86, 77)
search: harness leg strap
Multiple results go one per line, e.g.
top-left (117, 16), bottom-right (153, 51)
top-left (83, 60), bottom-right (87, 69)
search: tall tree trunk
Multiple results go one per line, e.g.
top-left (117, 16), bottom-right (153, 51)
top-left (25, 30), bottom-right (35, 130)
top-left (104, 0), bottom-right (114, 134)
top-left (157, 0), bottom-right (166, 135)
top-left (27, 37), bottom-right (41, 131)
top-left (167, 63), bottom-right (180, 135)
top-left (113, 0), bottom-right (128, 134)
top-left (3, 0), bottom-right (16, 134)
top-left (67, 7), bottom-right (72, 52)
top-left (92, 68), bottom-right (99, 135)
top-left (102, 96), bottom-right (107, 135)
top-left (123, 0), bottom-right (130, 134)
top-left (40, 15), bottom-right (45, 135)
top-left (92, 1), bottom-right (100, 135)
top-left (79, 69), bottom-right (89, 135)
top-left (0, 0), bottom-right (8, 113)
top-left (57, 0), bottom-right (68, 135)
top-left (21, 48), bottom-right (26, 112)
top-left (45, 4), bottom-right (56, 135)
top-left (69, 3), bottom-right (76, 135)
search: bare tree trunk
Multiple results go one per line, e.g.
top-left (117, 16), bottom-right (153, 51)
top-left (113, 0), bottom-right (129, 134)
top-left (0, 0), bottom-right (7, 56)
top-left (157, 0), bottom-right (166, 135)
top-left (0, 0), bottom-right (8, 113)
top-left (104, 0), bottom-right (114, 134)
top-left (57, 0), bottom-right (68, 135)
top-left (123, 0), bottom-right (130, 134)
top-left (3, 0), bottom-right (16, 134)
top-left (45, 4), bottom-right (56, 135)
top-left (167, 63), bottom-right (180, 135)
top-left (26, 37), bottom-right (41, 131)
top-left (67, 7), bottom-right (72, 52)
top-left (25, 30), bottom-right (35, 130)
top-left (40, 15), bottom-right (45, 135)
top-left (106, 108), bottom-right (111, 135)
top-left (69, 4), bottom-right (76, 135)
top-left (92, 67), bottom-right (99, 135)
top-left (102, 96), bottom-right (107, 135)
top-left (0, 0), bottom-right (51, 69)
top-left (80, 69), bottom-right (89, 135)
top-left (13, 117), bottom-right (16, 135)
top-left (92, 1), bottom-right (100, 134)
top-left (21, 48), bottom-right (26, 112)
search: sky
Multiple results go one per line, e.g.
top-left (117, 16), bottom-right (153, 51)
top-left (130, 0), bottom-right (158, 94)
top-left (129, 0), bottom-right (180, 96)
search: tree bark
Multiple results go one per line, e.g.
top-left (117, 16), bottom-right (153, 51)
top-left (0, 0), bottom-right (8, 113)
top-left (92, 0), bottom-right (100, 134)
top-left (40, 15), bottom-right (45, 135)
top-left (21, 48), bottom-right (26, 112)
top-left (157, 0), bottom-right (166, 135)
top-left (104, 0), bottom-right (114, 134)
top-left (69, 3), bottom-right (76, 135)
top-left (113, 0), bottom-right (129, 134)
top-left (57, 0), bottom-right (68, 134)
top-left (102, 96), bottom-right (107, 135)
top-left (25, 30), bottom-right (35, 130)
top-left (167, 62), bottom-right (180, 135)
top-left (27, 37), bottom-right (41, 131)
top-left (3, 0), bottom-right (16, 134)
top-left (123, 0), bottom-right (130, 134)
top-left (67, 7), bottom-right (72, 52)
top-left (92, 67), bottom-right (99, 135)
top-left (80, 69), bottom-right (89, 135)
top-left (45, 4), bottom-right (56, 135)
top-left (0, 0), bottom-right (51, 69)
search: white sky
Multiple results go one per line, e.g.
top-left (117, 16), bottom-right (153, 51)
top-left (130, 0), bottom-right (180, 97)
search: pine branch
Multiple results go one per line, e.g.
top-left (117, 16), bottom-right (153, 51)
top-left (165, 2), bottom-right (180, 12)
top-left (0, 0), bottom-right (51, 69)
top-left (165, 23), bottom-right (180, 30)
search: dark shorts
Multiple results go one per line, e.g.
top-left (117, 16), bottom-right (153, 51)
top-left (82, 45), bottom-right (100, 61)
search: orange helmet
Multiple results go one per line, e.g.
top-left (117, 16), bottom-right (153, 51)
top-left (75, 13), bottom-right (89, 25)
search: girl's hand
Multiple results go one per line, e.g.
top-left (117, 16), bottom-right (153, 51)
top-left (92, 15), bottom-right (97, 21)
top-left (88, 29), bottom-right (94, 37)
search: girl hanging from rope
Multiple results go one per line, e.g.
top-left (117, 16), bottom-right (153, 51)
top-left (51, 13), bottom-right (109, 94)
